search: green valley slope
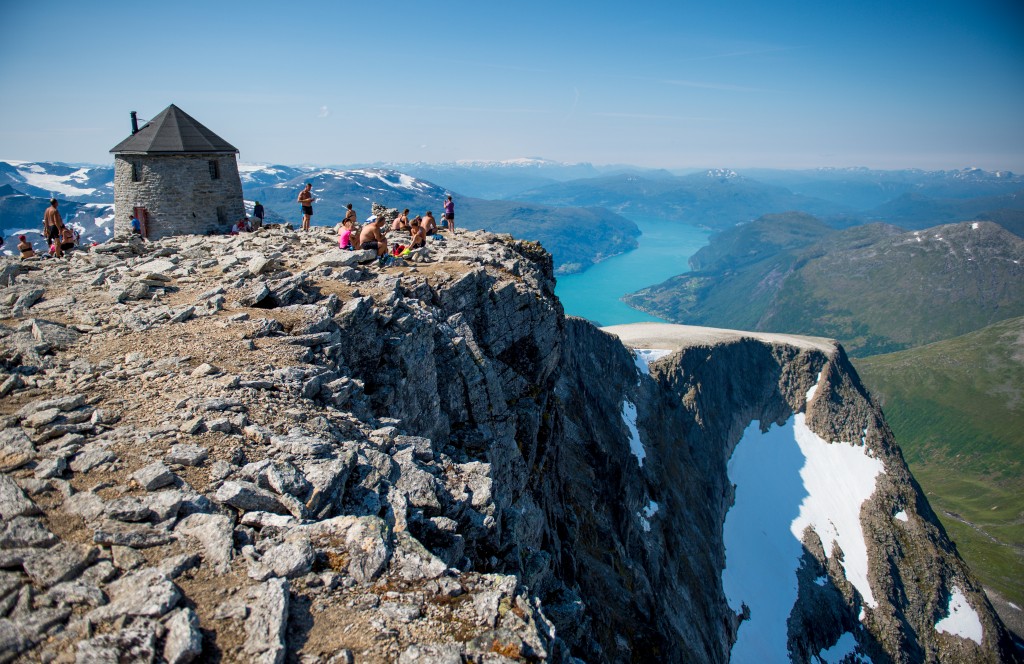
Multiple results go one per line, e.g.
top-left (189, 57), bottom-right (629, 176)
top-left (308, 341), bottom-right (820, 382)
top-left (854, 317), bottom-right (1024, 616)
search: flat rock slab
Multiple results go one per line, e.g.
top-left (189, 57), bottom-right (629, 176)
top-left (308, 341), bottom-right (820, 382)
top-left (601, 322), bottom-right (836, 354)
top-left (164, 607), bottom-right (203, 664)
top-left (244, 578), bottom-right (289, 664)
top-left (132, 461), bottom-right (176, 491)
top-left (0, 474), bottom-right (40, 520)
top-left (175, 513), bottom-right (233, 575)
top-left (134, 259), bottom-right (177, 274)
top-left (22, 542), bottom-right (98, 588)
top-left (93, 522), bottom-right (176, 549)
top-left (305, 249), bottom-right (376, 270)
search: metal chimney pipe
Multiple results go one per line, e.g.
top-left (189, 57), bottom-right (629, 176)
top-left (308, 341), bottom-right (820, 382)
top-left (130, 111), bottom-right (139, 135)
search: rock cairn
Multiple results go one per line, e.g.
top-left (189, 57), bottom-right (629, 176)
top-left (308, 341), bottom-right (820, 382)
top-left (0, 225), bottom-right (563, 663)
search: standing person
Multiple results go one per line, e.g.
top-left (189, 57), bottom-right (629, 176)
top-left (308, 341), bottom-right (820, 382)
top-left (443, 195), bottom-right (455, 234)
top-left (129, 213), bottom-right (142, 236)
top-left (252, 201), bottom-right (265, 229)
top-left (297, 183), bottom-right (315, 231)
top-left (43, 199), bottom-right (65, 258)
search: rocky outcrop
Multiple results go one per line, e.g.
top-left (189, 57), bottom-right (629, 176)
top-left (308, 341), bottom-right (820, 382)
top-left (0, 226), bottom-right (1016, 662)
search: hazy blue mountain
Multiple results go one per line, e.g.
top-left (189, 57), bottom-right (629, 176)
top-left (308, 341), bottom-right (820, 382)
top-left (513, 170), bottom-right (848, 228)
top-left (364, 159), bottom-right (673, 199)
top-left (862, 189), bottom-right (1024, 229)
top-left (740, 167), bottom-right (1024, 209)
top-left (626, 218), bottom-right (1024, 356)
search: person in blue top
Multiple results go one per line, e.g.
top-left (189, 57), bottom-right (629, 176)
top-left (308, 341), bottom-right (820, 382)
top-left (129, 214), bottom-right (141, 235)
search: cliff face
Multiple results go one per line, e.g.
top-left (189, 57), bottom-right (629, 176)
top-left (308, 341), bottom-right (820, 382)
top-left (0, 226), bottom-right (1017, 663)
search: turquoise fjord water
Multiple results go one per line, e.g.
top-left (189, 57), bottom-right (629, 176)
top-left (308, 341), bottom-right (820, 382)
top-left (554, 218), bottom-right (711, 327)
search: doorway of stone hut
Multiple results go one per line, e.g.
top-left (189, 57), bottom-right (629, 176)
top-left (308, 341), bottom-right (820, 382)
top-left (133, 206), bottom-right (150, 239)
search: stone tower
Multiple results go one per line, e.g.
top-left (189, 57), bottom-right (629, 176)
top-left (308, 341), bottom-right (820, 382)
top-left (109, 104), bottom-right (245, 240)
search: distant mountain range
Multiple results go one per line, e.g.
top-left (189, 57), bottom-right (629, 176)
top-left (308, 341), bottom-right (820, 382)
top-left (0, 160), bottom-right (114, 203)
top-left (368, 159), bottom-right (672, 200)
top-left (485, 165), bottom-right (1024, 232)
top-left (625, 216), bottom-right (1024, 356)
top-left (509, 171), bottom-right (850, 229)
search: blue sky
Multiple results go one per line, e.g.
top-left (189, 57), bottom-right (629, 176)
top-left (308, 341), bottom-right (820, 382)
top-left (1, 0), bottom-right (1022, 170)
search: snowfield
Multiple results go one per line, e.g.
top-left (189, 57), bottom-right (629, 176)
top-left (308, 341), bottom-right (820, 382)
top-left (722, 375), bottom-right (884, 662)
top-left (632, 348), bottom-right (673, 375)
top-left (935, 586), bottom-right (983, 645)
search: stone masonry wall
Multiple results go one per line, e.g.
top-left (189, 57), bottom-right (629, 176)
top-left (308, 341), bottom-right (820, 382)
top-left (113, 154), bottom-right (245, 240)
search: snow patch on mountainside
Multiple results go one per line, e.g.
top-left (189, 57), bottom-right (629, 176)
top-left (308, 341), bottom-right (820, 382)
top-left (723, 377), bottom-right (885, 661)
top-left (935, 586), bottom-right (983, 645)
top-left (790, 413), bottom-right (885, 608)
top-left (632, 348), bottom-right (673, 375)
top-left (621, 399), bottom-right (646, 466)
top-left (14, 164), bottom-right (98, 197)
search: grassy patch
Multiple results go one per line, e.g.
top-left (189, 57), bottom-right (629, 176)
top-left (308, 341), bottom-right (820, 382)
top-left (855, 317), bottom-right (1024, 607)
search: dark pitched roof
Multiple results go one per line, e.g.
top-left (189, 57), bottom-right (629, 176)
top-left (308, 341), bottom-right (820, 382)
top-left (109, 104), bottom-right (238, 154)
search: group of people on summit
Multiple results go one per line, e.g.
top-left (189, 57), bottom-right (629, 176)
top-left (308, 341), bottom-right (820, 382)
top-left (297, 182), bottom-right (457, 263)
top-left (15, 198), bottom-right (80, 259)
top-left (15, 183), bottom-right (457, 263)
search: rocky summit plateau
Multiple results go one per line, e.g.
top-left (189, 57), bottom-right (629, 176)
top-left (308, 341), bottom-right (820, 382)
top-left (0, 221), bottom-right (1018, 663)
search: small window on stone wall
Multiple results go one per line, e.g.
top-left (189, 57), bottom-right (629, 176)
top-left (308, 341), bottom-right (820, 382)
top-left (209, 160), bottom-right (220, 180)
top-left (217, 206), bottom-right (226, 224)
top-left (131, 161), bottom-right (141, 182)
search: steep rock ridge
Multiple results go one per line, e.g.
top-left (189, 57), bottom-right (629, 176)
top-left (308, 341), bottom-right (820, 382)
top-left (605, 323), bottom-right (1018, 662)
top-left (0, 227), bottom-right (1017, 662)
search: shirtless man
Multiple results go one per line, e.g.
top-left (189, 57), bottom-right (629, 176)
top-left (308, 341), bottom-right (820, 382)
top-left (297, 183), bottom-right (315, 231)
top-left (422, 211), bottom-right (438, 236)
top-left (43, 199), bottom-right (65, 258)
top-left (358, 216), bottom-right (388, 257)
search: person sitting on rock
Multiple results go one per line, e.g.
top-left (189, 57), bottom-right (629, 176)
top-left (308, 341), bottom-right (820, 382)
top-left (391, 209), bottom-right (410, 232)
top-left (59, 226), bottom-right (77, 253)
top-left (338, 218), bottom-right (355, 250)
top-left (408, 216), bottom-right (426, 249)
top-left (17, 235), bottom-right (35, 259)
top-left (232, 218), bottom-right (250, 234)
top-left (422, 211), bottom-right (438, 235)
top-left (358, 216), bottom-right (388, 257)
